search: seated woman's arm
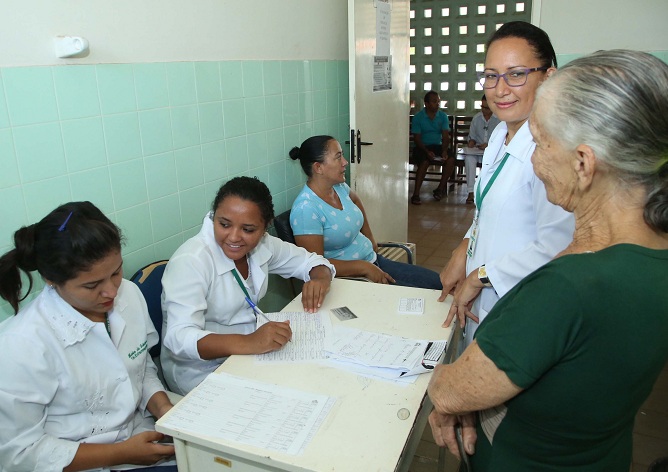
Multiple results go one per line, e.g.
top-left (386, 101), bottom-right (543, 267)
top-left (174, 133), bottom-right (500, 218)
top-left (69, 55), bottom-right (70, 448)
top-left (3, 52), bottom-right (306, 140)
top-left (294, 234), bottom-right (394, 283)
top-left (348, 190), bottom-right (379, 252)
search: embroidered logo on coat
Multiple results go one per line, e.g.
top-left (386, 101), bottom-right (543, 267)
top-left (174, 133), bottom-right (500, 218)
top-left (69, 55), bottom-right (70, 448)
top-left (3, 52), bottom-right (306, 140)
top-left (127, 340), bottom-right (148, 360)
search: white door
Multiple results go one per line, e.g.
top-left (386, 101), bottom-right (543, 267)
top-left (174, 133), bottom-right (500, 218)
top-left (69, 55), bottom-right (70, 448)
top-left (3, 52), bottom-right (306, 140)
top-left (348, 0), bottom-right (410, 242)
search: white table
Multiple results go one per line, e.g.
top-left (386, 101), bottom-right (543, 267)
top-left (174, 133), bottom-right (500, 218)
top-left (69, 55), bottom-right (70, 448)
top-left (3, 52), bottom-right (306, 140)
top-left (157, 278), bottom-right (456, 472)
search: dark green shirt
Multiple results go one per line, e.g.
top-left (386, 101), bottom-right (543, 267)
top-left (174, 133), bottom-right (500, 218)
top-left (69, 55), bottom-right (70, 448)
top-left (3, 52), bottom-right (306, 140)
top-left (473, 244), bottom-right (668, 471)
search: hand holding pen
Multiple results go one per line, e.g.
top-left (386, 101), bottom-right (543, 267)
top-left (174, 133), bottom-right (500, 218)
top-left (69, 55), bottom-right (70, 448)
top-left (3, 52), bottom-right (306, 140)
top-left (245, 296), bottom-right (293, 347)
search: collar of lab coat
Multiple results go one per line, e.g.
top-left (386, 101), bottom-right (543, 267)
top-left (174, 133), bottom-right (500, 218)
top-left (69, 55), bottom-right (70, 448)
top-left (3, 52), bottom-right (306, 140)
top-left (504, 120), bottom-right (533, 163)
top-left (43, 282), bottom-right (127, 348)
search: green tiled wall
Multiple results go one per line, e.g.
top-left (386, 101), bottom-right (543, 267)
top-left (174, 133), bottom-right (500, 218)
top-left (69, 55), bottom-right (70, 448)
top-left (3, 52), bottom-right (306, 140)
top-left (0, 60), bottom-right (350, 321)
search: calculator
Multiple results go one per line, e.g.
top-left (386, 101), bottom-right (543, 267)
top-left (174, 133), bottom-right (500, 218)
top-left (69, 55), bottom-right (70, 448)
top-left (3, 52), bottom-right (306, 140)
top-left (422, 340), bottom-right (447, 368)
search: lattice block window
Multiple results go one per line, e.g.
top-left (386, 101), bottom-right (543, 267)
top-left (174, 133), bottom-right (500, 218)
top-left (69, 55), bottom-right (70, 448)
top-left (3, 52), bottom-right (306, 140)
top-left (410, 0), bottom-right (531, 113)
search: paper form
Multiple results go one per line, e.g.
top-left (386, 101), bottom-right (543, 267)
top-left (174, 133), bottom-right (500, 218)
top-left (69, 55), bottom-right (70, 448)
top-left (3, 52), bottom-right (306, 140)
top-left (256, 311), bottom-right (332, 363)
top-left (325, 326), bottom-right (427, 370)
top-left (160, 372), bottom-right (332, 455)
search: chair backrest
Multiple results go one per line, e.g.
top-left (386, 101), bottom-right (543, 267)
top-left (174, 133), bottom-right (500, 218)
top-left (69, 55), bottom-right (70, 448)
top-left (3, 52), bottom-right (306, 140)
top-left (273, 210), bottom-right (296, 244)
top-left (453, 115), bottom-right (473, 152)
top-left (130, 260), bottom-right (169, 358)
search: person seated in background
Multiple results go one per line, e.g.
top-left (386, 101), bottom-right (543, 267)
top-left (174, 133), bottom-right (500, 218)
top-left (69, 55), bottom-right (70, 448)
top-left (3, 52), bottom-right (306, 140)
top-left (464, 95), bottom-right (501, 203)
top-left (289, 135), bottom-right (442, 290)
top-left (0, 201), bottom-right (177, 472)
top-left (161, 177), bottom-right (334, 395)
top-left (427, 50), bottom-right (668, 472)
top-left (410, 90), bottom-right (455, 205)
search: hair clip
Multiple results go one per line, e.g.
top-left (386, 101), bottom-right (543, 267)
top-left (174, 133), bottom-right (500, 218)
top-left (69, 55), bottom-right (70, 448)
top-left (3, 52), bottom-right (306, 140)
top-left (58, 211), bottom-right (73, 232)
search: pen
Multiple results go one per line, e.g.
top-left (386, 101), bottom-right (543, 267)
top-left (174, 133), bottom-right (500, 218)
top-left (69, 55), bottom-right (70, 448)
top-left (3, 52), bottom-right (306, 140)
top-left (245, 296), bottom-right (271, 323)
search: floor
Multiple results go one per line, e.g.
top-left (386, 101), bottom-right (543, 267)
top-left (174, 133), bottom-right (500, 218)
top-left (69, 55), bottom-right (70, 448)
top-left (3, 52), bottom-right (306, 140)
top-left (405, 180), bottom-right (668, 472)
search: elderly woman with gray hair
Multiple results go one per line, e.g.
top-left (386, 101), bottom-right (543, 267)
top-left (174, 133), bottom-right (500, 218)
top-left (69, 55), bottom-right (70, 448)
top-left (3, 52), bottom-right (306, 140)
top-left (427, 50), bottom-right (668, 472)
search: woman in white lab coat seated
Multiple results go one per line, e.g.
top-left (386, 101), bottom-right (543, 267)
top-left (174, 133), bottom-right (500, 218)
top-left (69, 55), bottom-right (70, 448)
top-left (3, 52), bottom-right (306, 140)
top-left (160, 176), bottom-right (335, 395)
top-left (0, 201), bottom-right (177, 472)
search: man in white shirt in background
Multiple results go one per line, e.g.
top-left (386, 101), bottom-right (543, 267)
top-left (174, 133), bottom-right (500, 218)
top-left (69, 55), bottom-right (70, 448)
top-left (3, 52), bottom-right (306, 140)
top-left (465, 95), bottom-right (501, 203)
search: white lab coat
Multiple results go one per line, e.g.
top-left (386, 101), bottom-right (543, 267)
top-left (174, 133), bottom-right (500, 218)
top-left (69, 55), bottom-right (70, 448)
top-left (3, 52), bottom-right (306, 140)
top-left (0, 280), bottom-right (165, 472)
top-left (160, 213), bottom-right (335, 395)
top-left (464, 121), bottom-right (575, 346)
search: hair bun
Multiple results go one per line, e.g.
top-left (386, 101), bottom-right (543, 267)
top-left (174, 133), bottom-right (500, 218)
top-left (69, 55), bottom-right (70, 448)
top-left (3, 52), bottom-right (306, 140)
top-left (288, 146), bottom-right (301, 161)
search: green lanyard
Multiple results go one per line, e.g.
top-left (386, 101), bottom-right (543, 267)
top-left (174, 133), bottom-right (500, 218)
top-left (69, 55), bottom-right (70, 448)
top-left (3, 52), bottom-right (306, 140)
top-left (105, 314), bottom-right (112, 338)
top-left (475, 152), bottom-right (510, 213)
top-left (231, 268), bottom-right (252, 300)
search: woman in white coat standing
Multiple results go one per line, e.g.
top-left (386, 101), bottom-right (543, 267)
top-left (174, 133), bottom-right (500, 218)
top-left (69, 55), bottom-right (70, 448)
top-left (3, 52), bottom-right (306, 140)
top-left (161, 177), bottom-right (334, 395)
top-left (0, 201), bottom-right (176, 472)
top-left (439, 21), bottom-right (574, 347)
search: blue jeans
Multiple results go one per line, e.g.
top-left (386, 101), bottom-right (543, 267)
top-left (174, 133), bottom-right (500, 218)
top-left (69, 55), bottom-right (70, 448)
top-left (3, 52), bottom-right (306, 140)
top-left (375, 254), bottom-right (442, 290)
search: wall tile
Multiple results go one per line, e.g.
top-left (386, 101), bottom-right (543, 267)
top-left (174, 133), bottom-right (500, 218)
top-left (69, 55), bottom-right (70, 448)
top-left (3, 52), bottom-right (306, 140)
top-left (313, 90), bottom-right (327, 120)
top-left (283, 125), bottom-right (300, 155)
top-left (0, 129), bottom-right (19, 188)
top-left (53, 66), bottom-right (100, 120)
top-left (267, 161), bottom-right (286, 195)
top-left (198, 102), bottom-right (224, 143)
top-left (244, 97), bottom-right (266, 132)
top-left (262, 61), bottom-right (282, 95)
top-left (250, 166), bottom-right (269, 187)
top-left (299, 61), bottom-right (312, 92)
top-left (311, 61), bottom-right (327, 91)
top-left (154, 234), bottom-right (184, 261)
top-left (109, 159), bottom-right (148, 210)
top-left (266, 128), bottom-right (286, 164)
top-left (299, 122), bottom-right (314, 144)
top-left (3, 67), bottom-right (58, 126)
top-left (286, 158), bottom-right (306, 189)
top-left (0, 186), bottom-right (27, 247)
top-left (220, 61), bottom-right (243, 100)
top-left (62, 117), bottom-right (107, 172)
top-left (13, 123), bottom-right (66, 183)
top-left (23, 176), bottom-right (72, 223)
top-left (201, 140), bottom-right (227, 183)
top-left (299, 92), bottom-right (314, 123)
top-left (326, 61), bottom-right (338, 90)
top-left (204, 180), bottom-right (224, 204)
top-left (139, 108), bottom-right (173, 156)
top-left (223, 99), bottom-right (247, 138)
top-left (103, 112), bottom-right (142, 163)
top-left (122, 245), bottom-right (157, 280)
top-left (96, 64), bottom-right (137, 115)
top-left (281, 61), bottom-right (300, 94)
top-left (166, 62), bottom-right (197, 106)
top-left (247, 132), bottom-right (269, 169)
top-left (242, 61), bottom-right (264, 98)
top-left (116, 203), bottom-right (153, 253)
top-left (174, 146), bottom-right (204, 190)
top-left (179, 185), bottom-right (208, 229)
top-left (0, 72), bottom-right (10, 128)
top-left (226, 136), bottom-right (249, 175)
top-left (144, 151), bottom-right (178, 199)
top-left (337, 60), bottom-right (349, 89)
top-left (171, 105), bottom-right (200, 150)
top-left (264, 95), bottom-right (284, 130)
top-left (134, 63), bottom-right (169, 110)
top-left (69, 167), bottom-right (114, 214)
top-left (282, 93), bottom-right (299, 126)
top-left (195, 62), bottom-right (222, 103)
top-left (326, 89), bottom-right (338, 117)
top-left (150, 194), bottom-right (182, 241)
top-left (338, 88), bottom-right (349, 116)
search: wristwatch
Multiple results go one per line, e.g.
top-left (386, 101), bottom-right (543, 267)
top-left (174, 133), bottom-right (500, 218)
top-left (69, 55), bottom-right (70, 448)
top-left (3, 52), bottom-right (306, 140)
top-left (478, 265), bottom-right (492, 287)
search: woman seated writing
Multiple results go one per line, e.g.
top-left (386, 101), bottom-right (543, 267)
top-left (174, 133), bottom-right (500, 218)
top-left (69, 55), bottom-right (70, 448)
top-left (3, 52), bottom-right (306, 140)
top-left (0, 202), bottom-right (176, 472)
top-left (289, 135), bottom-right (442, 289)
top-left (427, 50), bottom-right (668, 471)
top-left (161, 177), bottom-right (334, 395)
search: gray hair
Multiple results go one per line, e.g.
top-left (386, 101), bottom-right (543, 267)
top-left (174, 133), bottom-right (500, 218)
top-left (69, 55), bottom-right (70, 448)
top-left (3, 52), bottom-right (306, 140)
top-left (535, 49), bottom-right (668, 233)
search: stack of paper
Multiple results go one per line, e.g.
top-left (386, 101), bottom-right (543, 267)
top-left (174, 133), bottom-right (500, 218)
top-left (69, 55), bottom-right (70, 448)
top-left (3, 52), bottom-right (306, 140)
top-left (324, 326), bottom-right (446, 380)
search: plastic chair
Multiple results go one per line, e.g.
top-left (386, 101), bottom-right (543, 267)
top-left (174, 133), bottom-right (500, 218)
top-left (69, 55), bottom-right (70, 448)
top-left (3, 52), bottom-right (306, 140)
top-left (130, 260), bottom-right (169, 358)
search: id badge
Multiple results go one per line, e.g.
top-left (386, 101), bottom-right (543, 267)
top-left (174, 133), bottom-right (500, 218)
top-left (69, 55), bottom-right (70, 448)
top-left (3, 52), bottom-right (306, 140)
top-left (467, 215), bottom-right (479, 258)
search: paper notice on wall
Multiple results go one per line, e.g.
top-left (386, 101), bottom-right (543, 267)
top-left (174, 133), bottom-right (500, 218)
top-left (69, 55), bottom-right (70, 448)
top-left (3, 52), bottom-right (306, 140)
top-left (373, 55), bottom-right (392, 92)
top-left (376, 0), bottom-right (391, 56)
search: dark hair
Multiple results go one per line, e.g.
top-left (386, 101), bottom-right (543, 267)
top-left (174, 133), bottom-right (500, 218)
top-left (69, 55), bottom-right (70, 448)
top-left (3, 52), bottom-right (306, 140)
top-left (481, 94), bottom-right (487, 101)
top-left (289, 135), bottom-right (336, 178)
top-left (424, 90), bottom-right (439, 103)
top-left (535, 50), bottom-right (668, 233)
top-left (486, 21), bottom-right (557, 68)
top-left (211, 176), bottom-right (275, 227)
top-left (0, 201), bottom-right (123, 314)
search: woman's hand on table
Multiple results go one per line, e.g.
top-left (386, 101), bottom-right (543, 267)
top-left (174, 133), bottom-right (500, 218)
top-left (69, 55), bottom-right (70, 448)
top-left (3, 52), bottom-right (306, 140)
top-left (438, 239), bottom-right (468, 303)
top-left (362, 261), bottom-right (395, 284)
top-left (120, 431), bottom-right (176, 466)
top-left (444, 269), bottom-right (483, 328)
top-left (428, 411), bottom-right (477, 459)
top-left (249, 321), bottom-right (292, 352)
top-left (301, 276), bottom-right (331, 313)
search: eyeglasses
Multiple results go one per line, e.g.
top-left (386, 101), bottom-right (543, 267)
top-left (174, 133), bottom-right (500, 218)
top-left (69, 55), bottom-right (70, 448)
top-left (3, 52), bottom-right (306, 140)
top-left (477, 67), bottom-right (549, 89)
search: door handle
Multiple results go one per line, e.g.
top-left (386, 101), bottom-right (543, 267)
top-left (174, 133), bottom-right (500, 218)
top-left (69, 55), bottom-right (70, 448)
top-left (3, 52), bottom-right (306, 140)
top-left (356, 130), bottom-right (373, 163)
top-left (345, 129), bottom-right (356, 164)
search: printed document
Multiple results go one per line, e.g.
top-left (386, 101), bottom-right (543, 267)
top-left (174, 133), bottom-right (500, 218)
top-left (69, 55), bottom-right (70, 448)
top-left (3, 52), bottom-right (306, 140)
top-left (256, 311), bottom-right (332, 362)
